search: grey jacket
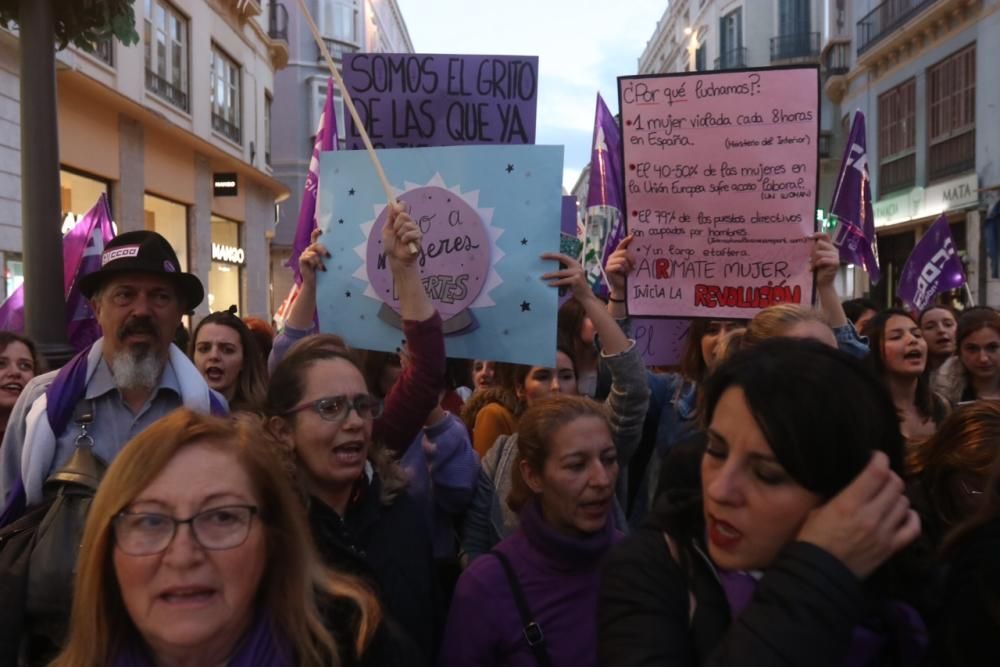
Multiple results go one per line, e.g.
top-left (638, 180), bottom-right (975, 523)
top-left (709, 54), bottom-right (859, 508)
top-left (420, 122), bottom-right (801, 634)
top-left (461, 342), bottom-right (650, 561)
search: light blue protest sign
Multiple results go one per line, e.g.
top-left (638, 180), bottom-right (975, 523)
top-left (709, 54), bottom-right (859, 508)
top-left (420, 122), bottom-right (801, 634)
top-left (317, 145), bottom-right (563, 368)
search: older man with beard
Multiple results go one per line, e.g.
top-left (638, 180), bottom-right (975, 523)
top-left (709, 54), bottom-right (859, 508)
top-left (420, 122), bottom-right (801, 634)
top-left (0, 231), bottom-right (226, 517)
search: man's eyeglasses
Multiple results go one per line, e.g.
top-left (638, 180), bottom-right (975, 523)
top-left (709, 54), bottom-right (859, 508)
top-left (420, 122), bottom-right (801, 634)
top-left (285, 394), bottom-right (384, 422)
top-left (113, 505), bottom-right (258, 556)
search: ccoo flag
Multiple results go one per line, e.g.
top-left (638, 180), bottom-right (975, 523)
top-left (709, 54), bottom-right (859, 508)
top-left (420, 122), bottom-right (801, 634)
top-left (276, 77), bottom-right (337, 328)
top-left (581, 93), bottom-right (623, 296)
top-left (0, 193), bottom-right (116, 350)
top-left (829, 111), bottom-right (881, 284)
top-left (897, 214), bottom-right (966, 312)
top-left (287, 76), bottom-right (338, 284)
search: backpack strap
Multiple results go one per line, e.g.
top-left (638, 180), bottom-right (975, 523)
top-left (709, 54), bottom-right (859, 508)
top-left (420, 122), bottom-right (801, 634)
top-left (488, 550), bottom-right (554, 667)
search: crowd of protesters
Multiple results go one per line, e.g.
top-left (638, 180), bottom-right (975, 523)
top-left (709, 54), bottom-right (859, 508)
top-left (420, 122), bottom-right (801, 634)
top-left (0, 207), bottom-right (998, 667)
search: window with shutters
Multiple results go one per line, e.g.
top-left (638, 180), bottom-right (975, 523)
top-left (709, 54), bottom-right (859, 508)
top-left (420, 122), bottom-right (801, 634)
top-left (877, 79), bottom-right (916, 196)
top-left (927, 44), bottom-right (976, 182)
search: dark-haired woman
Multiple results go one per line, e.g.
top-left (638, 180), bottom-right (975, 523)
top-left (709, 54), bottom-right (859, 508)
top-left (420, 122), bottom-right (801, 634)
top-left (933, 307), bottom-right (1000, 402)
top-left (265, 204), bottom-right (444, 663)
top-left (190, 309), bottom-right (267, 413)
top-left (0, 332), bottom-right (40, 438)
top-left (599, 339), bottom-right (926, 666)
top-left (865, 309), bottom-right (948, 442)
top-left (461, 251), bottom-right (648, 560)
top-left (441, 395), bottom-right (621, 666)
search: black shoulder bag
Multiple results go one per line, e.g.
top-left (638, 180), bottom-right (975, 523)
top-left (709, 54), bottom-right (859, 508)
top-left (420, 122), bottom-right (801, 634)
top-left (488, 550), bottom-right (554, 667)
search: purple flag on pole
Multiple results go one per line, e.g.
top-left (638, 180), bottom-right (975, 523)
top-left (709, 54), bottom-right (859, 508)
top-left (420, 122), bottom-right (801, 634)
top-left (897, 214), bottom-right (966, 312)
top-left (829, 111), bottom-right (881, 284)
top-left (582, 93), bottom-right (623, 296)
top-left (287, 77), bottom-right (337, 284)
top-left (0, 193), bottom-right (116, 351)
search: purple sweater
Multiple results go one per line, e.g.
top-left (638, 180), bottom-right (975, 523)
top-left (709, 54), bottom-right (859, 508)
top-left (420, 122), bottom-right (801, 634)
top-left (439, 501), bottom-right (621, 667)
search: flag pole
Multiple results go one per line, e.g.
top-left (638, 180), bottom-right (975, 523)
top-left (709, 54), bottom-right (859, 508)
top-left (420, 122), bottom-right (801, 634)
top-left (292, 0), bottom-right (417, 255)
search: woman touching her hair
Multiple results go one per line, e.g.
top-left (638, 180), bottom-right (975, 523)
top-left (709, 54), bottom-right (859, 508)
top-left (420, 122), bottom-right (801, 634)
top-left (599, 339), bottom-right (926, 667)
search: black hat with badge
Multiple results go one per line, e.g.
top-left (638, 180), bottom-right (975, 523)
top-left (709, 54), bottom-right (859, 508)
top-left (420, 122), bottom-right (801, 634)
top-left (78, 230), bottom-right (205, 309)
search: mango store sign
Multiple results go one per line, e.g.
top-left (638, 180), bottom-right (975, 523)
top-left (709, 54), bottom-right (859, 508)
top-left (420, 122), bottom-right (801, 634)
top-left (874, 173), bottom-right (978, 228)
top-left (212, 243), bottom-right (245, 265)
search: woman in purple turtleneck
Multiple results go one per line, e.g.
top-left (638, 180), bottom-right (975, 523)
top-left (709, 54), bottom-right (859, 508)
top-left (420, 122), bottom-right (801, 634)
top-left (440, 395), bottom-right (621, 666)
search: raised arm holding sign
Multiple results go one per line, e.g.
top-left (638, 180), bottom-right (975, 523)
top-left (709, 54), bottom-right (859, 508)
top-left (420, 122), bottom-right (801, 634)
top-left (618, 67), bottom-right (820, 319)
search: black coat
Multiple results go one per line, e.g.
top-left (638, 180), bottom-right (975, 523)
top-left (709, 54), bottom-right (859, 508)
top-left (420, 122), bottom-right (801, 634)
top-left (598, 492), bottom-right (923, 666)
top-left (309, 473), bottom-right (437, 666)
top-left (926, 518), bottom-right (1000, 666)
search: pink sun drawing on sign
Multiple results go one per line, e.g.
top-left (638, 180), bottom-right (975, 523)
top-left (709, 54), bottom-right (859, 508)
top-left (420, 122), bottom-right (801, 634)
top-left (354, 174), bottom-right (504, 330)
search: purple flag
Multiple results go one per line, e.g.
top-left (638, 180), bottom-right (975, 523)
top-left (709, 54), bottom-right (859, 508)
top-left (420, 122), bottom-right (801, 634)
top-left (287, 77), bottom-right (337, 284)
top-left (0, 193), bottom-right (116, 351)
top-left (830, 111), bottom-right (881, 284)
top-left (582, 93), bottom-right (623, 295)
top-left (897, 214), bottom-right (966, 312)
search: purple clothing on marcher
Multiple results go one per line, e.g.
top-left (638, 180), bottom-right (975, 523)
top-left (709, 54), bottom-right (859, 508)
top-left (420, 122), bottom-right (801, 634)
top-left (440, 501), bottom-right (621, 666)
top-left (400, 411), bottom-right (479, 559)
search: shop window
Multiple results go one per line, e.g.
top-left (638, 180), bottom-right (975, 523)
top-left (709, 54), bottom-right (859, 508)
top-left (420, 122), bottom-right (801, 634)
top-left (928, 44), bottom-right (976, 182)
top-left (211, 45), bottom-right (242, 144)
top-left (877, 79), bottom-right (916, 197)
top-left (143, 194), bottom-right (189, 272)
top-left (144, 0), bottom-right (189, 111)
top-left (209, 216), bottom-right (243, 314)
top-left (60, 169), bottom-right (112, 233)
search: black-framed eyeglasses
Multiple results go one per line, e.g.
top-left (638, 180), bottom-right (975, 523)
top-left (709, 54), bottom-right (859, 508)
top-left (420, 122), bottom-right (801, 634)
top-left (113, 505), bottom-right (258, 556)
top-left (285, 394), bottom-right (384, 422)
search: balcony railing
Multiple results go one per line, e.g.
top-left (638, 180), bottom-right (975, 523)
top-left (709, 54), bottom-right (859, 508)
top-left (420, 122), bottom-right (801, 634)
top-left (879, 153), bottom-right (916, 197)
top-left (319, 37), bottom-right (359, 61)
top-left (268, 1), bottom-right (288, 41)
top-left (212, 113), bottom-right (242, 144)
top-left (145, 68), bottom-right (188, 112)
top-left (715, 47), bottom-right (747, 70)
top-left (929, 130), bottom-right (976, 182)
top-left (825, 41), bottom-right (850, 75)
top-left (857, 0), bottom-right (938, 55)
top-left (819, 131), bottom-right (833, 159)
top-left (770, 32), bottom-right (820, 62)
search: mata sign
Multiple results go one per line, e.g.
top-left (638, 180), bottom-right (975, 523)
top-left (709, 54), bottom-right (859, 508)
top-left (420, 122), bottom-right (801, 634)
top-left (618, 66), bottom-right (819, 318)
top-left (342, 53), bottom-right (538, 148)
top-left (317, 145), bottom-right (563, 368)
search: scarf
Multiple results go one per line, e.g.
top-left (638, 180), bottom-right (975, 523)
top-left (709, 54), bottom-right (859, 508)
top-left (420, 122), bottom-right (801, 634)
top-left (1, 339), bottom-right (226, 521)
top-left (113, 609), bottom-right (294, 666)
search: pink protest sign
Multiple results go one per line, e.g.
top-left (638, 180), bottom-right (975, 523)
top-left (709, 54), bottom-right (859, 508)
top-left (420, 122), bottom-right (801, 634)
top-left (366, 184), bottom-right (492, 331)
top-left (618, 67), bottom-right (819, 318)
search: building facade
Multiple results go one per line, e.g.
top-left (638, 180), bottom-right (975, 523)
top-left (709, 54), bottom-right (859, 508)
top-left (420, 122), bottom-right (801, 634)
top-left (269, 0), bottom-right (412, 313)
top-left (0, 0), bottom-right (290, 320)
top-left (826, 0), bottom-right (998, 307)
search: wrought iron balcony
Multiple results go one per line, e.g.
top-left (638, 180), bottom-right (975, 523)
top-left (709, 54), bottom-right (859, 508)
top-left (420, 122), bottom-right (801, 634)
top-left (857, 0), bottom-right (938, 55)
top-left (770, 32), bottom-right (820, 62)
top-left (212, 113), bottom-right (242, 144)
top-left (715, 46), bottom-right (746, 70)
top-left (145, 68), bottom-right (188, 112)
top-left (93, 38), bottom-right (114, 66)
top-left (268, 1), bottom-right (288, 42)
top-left (825, 41), bottom-right (850, 75)
top-left (319, 37), bottom-right (359, 61)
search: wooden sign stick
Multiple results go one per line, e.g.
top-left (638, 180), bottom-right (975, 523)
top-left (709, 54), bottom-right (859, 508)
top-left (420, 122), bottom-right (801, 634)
top-left (292, 0), bottom-right (418, 255)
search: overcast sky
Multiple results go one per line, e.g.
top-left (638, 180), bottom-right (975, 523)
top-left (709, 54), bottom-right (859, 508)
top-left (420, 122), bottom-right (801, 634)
top-left (394, 0), bottom-right (666, 192)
